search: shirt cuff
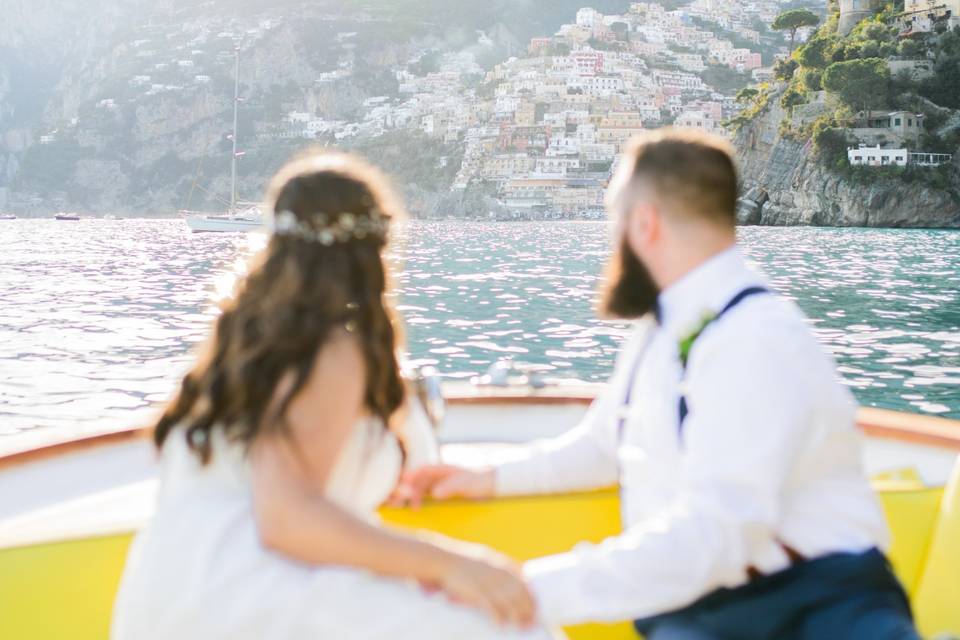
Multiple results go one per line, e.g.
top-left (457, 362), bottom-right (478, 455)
top-left (523, 552), bottom-right (586, 626)
top-left (494, 457), bottom-right (541, 497)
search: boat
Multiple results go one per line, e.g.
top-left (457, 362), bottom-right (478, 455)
top-left (54, 213), bottom-right (80, 221)
top-left (182, 49), bottom-right (263, 234)
top-left (183, 206), bottom-right (263, 233)
top-left (1, 383), bottom-right (958, 639)
top-left (0, 213), bottom-right (16, 220)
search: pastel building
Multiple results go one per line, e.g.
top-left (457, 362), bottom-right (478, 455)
top-left (900, 0), bottom-right (960, 33)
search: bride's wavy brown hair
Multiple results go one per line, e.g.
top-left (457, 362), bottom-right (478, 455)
top-left (154, 152), bottom-right (406, 463)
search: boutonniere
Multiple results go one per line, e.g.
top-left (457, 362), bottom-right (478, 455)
top-left (678, 311), bottom-right (717, 368)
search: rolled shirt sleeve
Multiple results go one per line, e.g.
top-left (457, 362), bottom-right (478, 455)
top-left (523, 332), bottom-right (813, 625)
top-left (495, 387), bottom-right (621, 496)
top-left (494, 324), bottom-right (654, 497)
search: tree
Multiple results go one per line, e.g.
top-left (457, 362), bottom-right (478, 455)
top-left (919, 57), bottom-right (960, 109)
top-left (822, 58), bottom-right (891, 114)
top-left (802, 68), bottom-right (823, 91)
top-left (772, 9), bottom-right (820, 51)
top-left (700, 65), bottom-right (750, 93)
top-left (610, 21), bottom-right (630, 41)
top-left (863, 22), bottom-right (894, 43)
top-left (781, 86), bottom-right (807, 109)
top-left (774, 57), bottom-right (798, 80)
top-left (797, 34), bottom-right (836, 69)
top-left (893, 33), bottom-right (919, 55)
top-left (812, 119), bottom-right (849, 165)
top-left (736, 87), bottom-right (759, 103)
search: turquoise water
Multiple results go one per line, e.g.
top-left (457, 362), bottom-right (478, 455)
top-left (0, 219), bottom-right (957, 442)
top-left (399, 223), bottom-right (960, 418)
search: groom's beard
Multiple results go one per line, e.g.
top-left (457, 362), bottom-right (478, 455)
top-left (598, 238), bottom-right (660, 320)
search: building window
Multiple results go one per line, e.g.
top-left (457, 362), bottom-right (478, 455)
top-left (908, 118), bottom-right (913, 126)
top-left (895, 118), bottom-right (901, 126)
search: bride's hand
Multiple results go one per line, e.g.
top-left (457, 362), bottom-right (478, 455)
top-left (430, 542), bottom-right (537, 629)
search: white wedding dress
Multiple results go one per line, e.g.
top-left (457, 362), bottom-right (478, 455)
top-left (112, 408), bottom-right (556, 640)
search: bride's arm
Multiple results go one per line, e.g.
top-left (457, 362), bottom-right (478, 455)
top-left (249, 331), bottom-right (534, 628)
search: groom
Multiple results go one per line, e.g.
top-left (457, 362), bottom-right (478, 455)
top-left (401, 129), bottom-right (920, 639)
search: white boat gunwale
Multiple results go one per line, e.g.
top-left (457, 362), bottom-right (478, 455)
top-left (1, 391), bottom-right (958, 472)
top-left (0, 389), bottom-right (958, 553)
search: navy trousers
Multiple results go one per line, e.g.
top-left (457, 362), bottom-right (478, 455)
top-left (634, 549), bottom-right (920, 640)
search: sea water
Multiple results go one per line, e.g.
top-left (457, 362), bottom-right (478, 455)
top-left (0, 219), bottom-right (957, 445)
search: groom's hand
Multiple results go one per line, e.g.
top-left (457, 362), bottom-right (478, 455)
top-left (390, 465), bottom-right (495, 508)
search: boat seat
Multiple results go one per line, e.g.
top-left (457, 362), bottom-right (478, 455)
top-left (382, 462), bottom-right (960, 640)
top-left (876, 481), bottom-right (943, 595)
top-left (1, 464), bottom-right (958, 640)
top-left (912, 457), bottom-right (960, 637)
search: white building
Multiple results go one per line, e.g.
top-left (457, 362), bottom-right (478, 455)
top-left (848, 146), bottom-right (907, 167)
top-left (287, 111), bottom-right (312, 124)
top-left (576, 7), bottom-right (602, 28)
top-left (583, 75), bottom-right (625, 96)
top-left (676, 109), bottom-right (717, 132)
top-left (909, 151), bottom-right (953, 166)
top-left (536, 156), bottom-right (581, 173)
top-left (901, 0), bottom-right (960, 32)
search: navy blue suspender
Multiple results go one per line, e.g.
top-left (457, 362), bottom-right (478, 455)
top-left (617, 286), bottom-right (770, 445)
top-left (677, 286), bottom-right (769, 430)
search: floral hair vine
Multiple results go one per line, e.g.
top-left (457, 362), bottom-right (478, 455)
top-left (269, 209), bottom-right (389, 245)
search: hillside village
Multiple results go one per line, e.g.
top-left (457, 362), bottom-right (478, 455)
top-left (8, 1), bottom-right (795, 218)
top-left (274, 2), bottom-right (792, 218)
top-left (5, 0), bottom-right (957, 220)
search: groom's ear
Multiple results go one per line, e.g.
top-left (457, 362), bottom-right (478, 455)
top-left (626, 201), bottom-right (657, 254)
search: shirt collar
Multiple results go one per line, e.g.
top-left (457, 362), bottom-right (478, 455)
top-left (656, 246), bottom-right (765, 337)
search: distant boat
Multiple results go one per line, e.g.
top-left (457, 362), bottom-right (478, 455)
top-left (182, 49), bottom-right (262, 234)
top-left (54, 213), bottom-right (80, 221)
top-left (102, 214), bottom-right (118, 220)
top-left (184, 208), bottom-right (262, 233)
top-left (0, 214), bottom-right (16, 220)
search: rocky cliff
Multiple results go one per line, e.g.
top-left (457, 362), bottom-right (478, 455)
top-left (735, 95), bottom-right (960, 228)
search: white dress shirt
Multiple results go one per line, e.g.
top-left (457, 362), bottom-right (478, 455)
top-left (496, 247), bottom-right (890, 626)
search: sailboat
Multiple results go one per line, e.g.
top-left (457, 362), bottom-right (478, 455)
top-left (183, 49), bottom-right (263, 233)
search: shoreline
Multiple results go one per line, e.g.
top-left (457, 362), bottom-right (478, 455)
top-left (4, 215), bottom-right (960, 230)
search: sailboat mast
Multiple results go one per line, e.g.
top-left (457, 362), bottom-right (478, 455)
top-left (230, 47), bottom-right (239, 213)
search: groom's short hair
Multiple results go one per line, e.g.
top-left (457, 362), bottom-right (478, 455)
top-left (614, 128), bottom-right (739, 227)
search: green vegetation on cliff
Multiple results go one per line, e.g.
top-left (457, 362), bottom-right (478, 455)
top-left (733, 2), bottom-right (960, 196)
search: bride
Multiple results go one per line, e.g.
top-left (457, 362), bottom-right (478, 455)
top-left (112, 153), bottom-right (556, 640)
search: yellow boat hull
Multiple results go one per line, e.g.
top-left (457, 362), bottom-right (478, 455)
top-left (2, 477), bottom-right (958, 640)
top-left (1, 398), bottom-right (959, 639)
